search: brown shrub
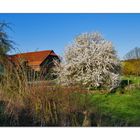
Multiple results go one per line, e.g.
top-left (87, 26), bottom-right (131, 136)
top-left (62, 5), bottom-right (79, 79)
top-left (0, 57), bottom-right (91, 126)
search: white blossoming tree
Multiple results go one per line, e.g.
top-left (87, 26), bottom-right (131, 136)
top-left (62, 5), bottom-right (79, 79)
top-left (54, 32), bottom-right (121, 91)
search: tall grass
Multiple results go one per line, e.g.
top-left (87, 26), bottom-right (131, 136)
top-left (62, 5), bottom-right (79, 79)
top-left (0, 57), bottom-right (29, 125)
top-left (0, 57), bottom-right (93, 126)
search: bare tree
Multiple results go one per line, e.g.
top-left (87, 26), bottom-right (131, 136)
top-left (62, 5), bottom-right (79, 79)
top-left (123, 47), bottom-right (140, 60)
top-left (54, 32), bottom-right (121, 91)
top-left (123, 47), bottom-right (140, 77)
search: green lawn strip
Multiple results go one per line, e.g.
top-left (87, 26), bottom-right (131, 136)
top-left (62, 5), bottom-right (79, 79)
top-left (86, 89), bottom-right (140, 126)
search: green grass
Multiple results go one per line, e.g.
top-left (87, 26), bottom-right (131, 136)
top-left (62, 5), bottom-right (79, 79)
top-left (121, 75), bottom-right (140, 85)
top-left (85, 88), bottom-right (140, 126)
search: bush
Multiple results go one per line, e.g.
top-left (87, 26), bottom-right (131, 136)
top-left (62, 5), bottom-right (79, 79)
top-left (122, 59), bottom-right (140, 76)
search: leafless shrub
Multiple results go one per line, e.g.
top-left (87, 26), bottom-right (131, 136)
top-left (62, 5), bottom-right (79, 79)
top-left (0, 57), bottom-right (92, 126)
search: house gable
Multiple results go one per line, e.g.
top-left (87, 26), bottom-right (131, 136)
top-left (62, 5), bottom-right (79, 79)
top-left (8, 50), bottom-right (59, 72)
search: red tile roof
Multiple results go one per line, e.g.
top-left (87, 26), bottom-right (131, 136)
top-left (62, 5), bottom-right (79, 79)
top-left (8, 50), bottom-right (57, 66)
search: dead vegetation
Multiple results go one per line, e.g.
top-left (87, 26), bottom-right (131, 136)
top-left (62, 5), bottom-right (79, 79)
top-left (0, 57), bottom-right (95, 126)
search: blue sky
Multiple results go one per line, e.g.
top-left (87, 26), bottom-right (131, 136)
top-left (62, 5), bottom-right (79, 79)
top-left (0, 13), bottom-right (140, 59)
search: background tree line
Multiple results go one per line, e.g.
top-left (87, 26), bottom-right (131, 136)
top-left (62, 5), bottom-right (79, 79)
top-left (122, 47), bottom-right (140, 76)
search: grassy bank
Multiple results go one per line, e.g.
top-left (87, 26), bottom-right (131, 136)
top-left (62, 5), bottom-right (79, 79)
top-left (88, 89), bottom-right (140, 126)
top-left (0, 86), bottom-right (140, 126)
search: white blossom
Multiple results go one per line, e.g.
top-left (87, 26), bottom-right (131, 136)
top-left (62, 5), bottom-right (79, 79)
top-left (54, 32), bottom-right (121, 90)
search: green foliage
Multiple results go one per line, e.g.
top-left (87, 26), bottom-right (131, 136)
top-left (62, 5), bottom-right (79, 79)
top-left (0, 22), bottom-right (14, 77)
top-left (122, 59), bottom-right (140, 76)
top-left (0, 64), bottom-right (4, 75)
top-left (122, 75), bottom-right (140, 85)
top-left (0, 22), bottom-right (13, 55)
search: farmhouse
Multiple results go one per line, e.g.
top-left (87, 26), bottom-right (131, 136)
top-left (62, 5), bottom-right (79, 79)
top-left (8, 50), bottom-right (60, 75)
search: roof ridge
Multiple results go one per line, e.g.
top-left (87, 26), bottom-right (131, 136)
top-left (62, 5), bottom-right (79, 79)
top-left (8, 50), bottom-right (58, 67)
